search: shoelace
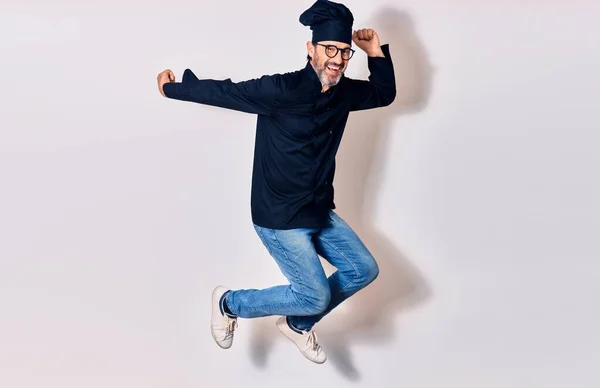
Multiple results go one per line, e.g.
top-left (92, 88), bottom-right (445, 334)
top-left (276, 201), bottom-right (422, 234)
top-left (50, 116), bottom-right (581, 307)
top-left (306, 331), bottom-right (321, 352)
top-left (224, 318), bottom-right (238, 340)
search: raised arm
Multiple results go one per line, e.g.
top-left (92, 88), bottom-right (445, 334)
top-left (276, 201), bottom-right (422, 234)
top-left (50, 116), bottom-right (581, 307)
top-left (157, 68), bottom-right (283, 116)
top-left (348, 29), bottom-right (396, 111)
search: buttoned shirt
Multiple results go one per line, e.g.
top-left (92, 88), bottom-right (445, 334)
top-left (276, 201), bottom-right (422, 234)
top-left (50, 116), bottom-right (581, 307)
top-left (163, 44), bottom-right (396, 229)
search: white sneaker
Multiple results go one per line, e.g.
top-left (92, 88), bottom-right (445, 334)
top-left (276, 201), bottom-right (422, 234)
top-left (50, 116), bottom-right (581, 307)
top-left (211, 286), bottom-right (238, 349)
top-left (276, 316), bottom-right (327, 364)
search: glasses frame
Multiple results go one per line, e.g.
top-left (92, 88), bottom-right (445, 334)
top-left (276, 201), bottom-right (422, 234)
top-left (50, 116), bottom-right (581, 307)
top-left (313, 42), bottom-right (356, 60)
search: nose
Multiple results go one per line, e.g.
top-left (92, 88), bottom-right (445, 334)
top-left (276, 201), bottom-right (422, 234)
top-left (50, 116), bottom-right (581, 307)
top-left (333, 50), bottom-right (344, 63)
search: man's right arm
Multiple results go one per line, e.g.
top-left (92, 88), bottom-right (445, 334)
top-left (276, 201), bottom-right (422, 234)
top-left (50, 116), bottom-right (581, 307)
top-left (160, 68), bottom-right (283, 116)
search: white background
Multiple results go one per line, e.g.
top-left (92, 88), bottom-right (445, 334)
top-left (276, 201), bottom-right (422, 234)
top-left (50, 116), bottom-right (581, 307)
top-left (1, 1), bottom-right (599, 387)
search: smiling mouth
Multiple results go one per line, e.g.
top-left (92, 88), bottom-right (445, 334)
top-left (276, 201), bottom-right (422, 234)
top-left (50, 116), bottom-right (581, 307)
top-left (326, 64), bottom-right (342, 74)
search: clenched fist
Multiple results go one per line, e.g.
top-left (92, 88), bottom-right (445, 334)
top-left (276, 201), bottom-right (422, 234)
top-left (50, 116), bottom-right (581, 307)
top-left (352, 28), bottom-right (384, 57)
top-left (157, 69), bottom-right (176, 97)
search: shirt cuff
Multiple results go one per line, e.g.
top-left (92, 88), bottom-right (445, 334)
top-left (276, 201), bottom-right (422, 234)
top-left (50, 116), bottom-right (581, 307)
top-left (162, 82), bottom-right (179, 98)
top-left (162, 69), bottom-right (200, 99)
top-left (368, 44), bottom-right (391, 59)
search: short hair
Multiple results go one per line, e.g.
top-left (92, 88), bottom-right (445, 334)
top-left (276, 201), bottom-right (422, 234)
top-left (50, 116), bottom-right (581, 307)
top-left (307, 41), bottom-right (316, 61)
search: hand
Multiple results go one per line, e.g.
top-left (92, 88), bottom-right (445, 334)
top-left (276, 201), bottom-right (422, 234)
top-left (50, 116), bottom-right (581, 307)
top-left (157, 69), bottom-right (176, 97)
top-left (352, 28), bottom-right (383, 57)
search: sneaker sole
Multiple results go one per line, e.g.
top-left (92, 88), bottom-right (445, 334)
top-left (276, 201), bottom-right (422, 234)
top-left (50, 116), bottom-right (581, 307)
top-left (276, 317), bottom-right (326, 364)
top-left (211, 286), bottom-right (234, 349)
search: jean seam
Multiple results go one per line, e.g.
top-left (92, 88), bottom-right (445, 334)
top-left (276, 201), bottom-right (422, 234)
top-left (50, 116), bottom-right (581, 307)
top-left (256, 226), bottom-right (272, 255)
top-left (291, 273), bottom-right (375, 330)
top-left (317, 235), bottom-right (362, 284)
top-left (332, 279), bottom-right (362, 299)
top-left (242, 301), bottom-right (306, 315)
top-left (268, 229), bottom-right (305, 294)
top-left (291, 281), bottom-right (357, 329)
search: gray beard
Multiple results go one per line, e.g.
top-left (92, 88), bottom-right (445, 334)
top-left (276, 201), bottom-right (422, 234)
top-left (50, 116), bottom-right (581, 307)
top-left (315, 65), bottom-right (343, 87)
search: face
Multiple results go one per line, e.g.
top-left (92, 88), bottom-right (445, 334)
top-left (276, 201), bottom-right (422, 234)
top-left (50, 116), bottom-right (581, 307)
top-left (307, 40), bottom-right (352, 88)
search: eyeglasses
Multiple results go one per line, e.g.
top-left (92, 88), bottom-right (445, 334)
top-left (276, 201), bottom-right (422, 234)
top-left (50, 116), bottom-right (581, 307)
top-left (313, 43), bottom-right (355, 60)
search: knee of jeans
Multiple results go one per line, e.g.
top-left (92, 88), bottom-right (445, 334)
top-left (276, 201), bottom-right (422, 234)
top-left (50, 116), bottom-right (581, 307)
top-left (301, 285), bottom-right (331, 315)
top-left (360, 258), bottom-right (379, 285)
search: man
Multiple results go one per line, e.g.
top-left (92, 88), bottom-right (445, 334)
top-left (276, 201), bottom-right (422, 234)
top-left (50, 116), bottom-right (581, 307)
top-left (156, 0), bottom-right (395, 364)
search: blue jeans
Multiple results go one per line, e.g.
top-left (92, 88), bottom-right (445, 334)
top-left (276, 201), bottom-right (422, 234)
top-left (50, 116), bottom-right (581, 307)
top-left (224, 209), bottom-right (379, 331)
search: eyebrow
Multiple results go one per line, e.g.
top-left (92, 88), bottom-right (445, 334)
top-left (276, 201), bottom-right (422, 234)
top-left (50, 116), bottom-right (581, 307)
top-left (321, 43), bottom-right (352, 50)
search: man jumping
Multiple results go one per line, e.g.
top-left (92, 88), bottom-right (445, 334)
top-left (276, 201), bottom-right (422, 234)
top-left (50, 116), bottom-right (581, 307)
top-left (157, 0), bottom-right (396, 364)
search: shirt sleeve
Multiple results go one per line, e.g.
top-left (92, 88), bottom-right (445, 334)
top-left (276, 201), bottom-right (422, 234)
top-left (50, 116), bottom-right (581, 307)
top-left (162, 68), bottom-right (282, 115)
top-left (348, 44), bottom-right (397, 112)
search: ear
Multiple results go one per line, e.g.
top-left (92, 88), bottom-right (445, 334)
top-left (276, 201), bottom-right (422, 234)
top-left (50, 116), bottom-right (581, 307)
top-left (306, 40), bottom-right (315, 57)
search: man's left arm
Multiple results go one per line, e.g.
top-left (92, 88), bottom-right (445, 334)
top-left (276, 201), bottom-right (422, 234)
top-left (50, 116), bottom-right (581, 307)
top-left (348, 29), bottom-right (396, 111)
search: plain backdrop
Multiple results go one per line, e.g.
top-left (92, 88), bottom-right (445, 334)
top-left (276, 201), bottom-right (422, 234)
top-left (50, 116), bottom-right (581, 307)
top-left (1, 1), bottom-right (599, 387)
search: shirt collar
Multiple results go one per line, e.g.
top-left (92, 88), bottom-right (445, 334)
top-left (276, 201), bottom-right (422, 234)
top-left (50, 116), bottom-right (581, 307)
top-left (302, 61), bottom-right (322, 92)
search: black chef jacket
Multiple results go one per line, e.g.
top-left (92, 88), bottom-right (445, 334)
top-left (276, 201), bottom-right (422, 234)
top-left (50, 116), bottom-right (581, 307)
top-left (163, 44), bottom-right (396, 230)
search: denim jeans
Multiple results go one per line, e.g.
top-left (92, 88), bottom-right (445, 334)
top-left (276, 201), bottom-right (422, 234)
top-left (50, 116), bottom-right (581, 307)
top-left (224, 209), bottom-right (379, 331)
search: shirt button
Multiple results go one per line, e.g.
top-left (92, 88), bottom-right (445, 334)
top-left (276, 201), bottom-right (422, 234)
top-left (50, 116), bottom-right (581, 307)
top-left (329, 130), bottom-right (332, 135)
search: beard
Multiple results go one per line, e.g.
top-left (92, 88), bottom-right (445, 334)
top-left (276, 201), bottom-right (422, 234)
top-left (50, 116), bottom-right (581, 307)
top-left (313, 53), bottom-right (345, 87)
